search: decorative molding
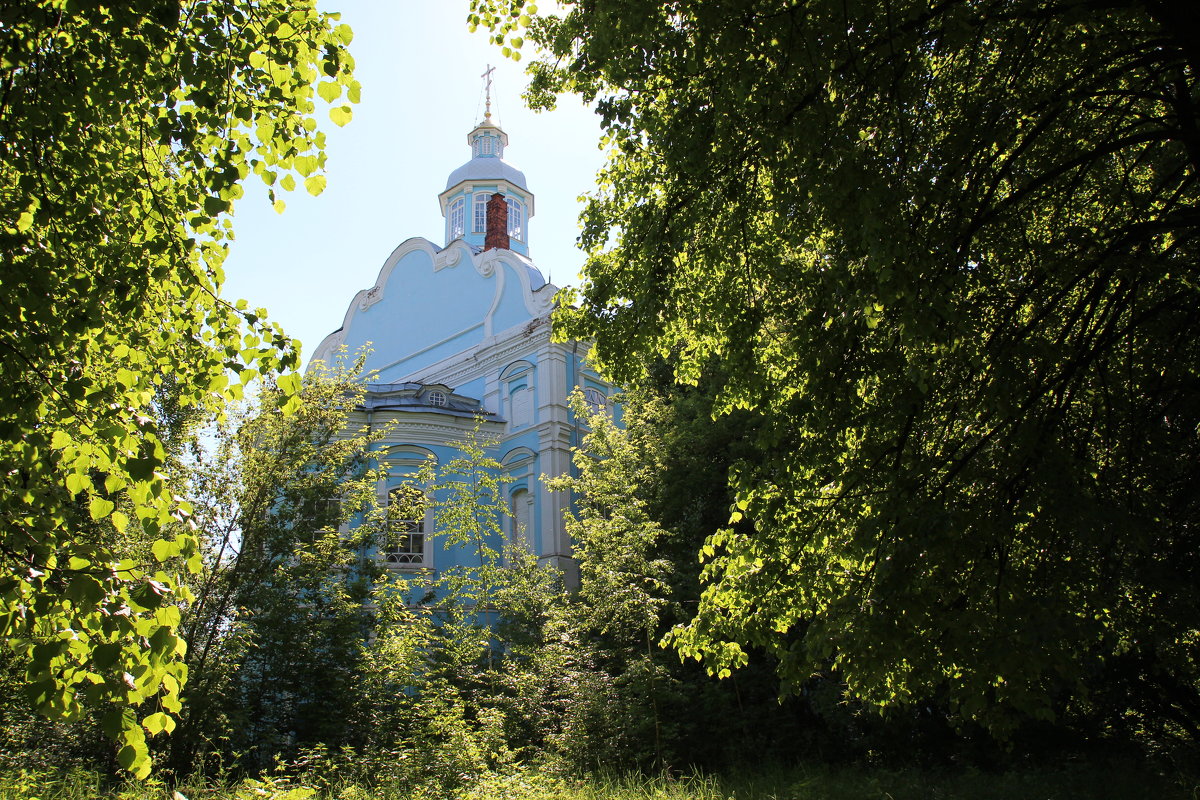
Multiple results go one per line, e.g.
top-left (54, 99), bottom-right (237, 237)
top-left (310, 329), bottom-right (347, 366)
top-left (372, 413), bottom-right (504, 449)
top-left (438, 178), bottom-right (534, 218)
top-left (433, 244), bottom-right (466, 271)
top-left (359, 283), bottom-right (383, 311)
top-left (476, 248), bottom-right (499, 278)
top-left (410, 315), bottom-right (557, 388)
top-left (499, 358), bottom-right (535, 381)
top-left (309, 237), bottom-right (441, 372)
top-left (537, 420), bottom-right (576, 450)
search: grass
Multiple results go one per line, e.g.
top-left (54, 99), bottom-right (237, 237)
top-left (0, 762), bottom-right (1194, 800)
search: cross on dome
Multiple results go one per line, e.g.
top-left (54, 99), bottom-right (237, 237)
top-left (481, 63), bottom-right (496, 122)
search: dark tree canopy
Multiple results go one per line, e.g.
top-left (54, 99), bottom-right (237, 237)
top-left (474, 0), bottom-right (1200, 736)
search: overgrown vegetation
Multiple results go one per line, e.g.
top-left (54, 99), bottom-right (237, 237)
top-left (3, 0), bottom-right (1199, 796)
top-left (489, 0), bottom-right (1200, 747)
top-left (0, 761), bottom-right (1192, 800)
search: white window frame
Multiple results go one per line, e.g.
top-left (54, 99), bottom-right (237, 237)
top-left (473, 193), bottom-right (488, 233)
top-left (506, 197), bottom-right (523, 241)
top-left (448, 197), bottom-right (465, 240)
top-left (510, 487), bottom-right (533, 551)
top-left (509, 381), bottom-right (533, 428)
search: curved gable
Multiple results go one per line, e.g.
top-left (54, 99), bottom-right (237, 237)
top-left (310, 238), bottom-right (556, 381)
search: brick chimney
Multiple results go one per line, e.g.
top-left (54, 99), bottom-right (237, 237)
top-left (483, 192), bottom-right (509, 251)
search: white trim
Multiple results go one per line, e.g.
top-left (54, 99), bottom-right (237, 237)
top-left (381, 444), bottom-right (438, 466)
top-left (448, 196), bottom-right (465, 240)
top-left (473, 192), bottom-right (488, 233)
top-left (379, 483), bottom-right (434, 570)
top-left (438, 179), bottom-right (534, 219)
top-left (506, 197), bottom-right (524, 241)
top-left (366, 412), bottom-right (504, 449)
top-left (310, 237), bottom-right (558, 374)
top-left (372, 322), bottom-right (484, 376)
top-left (410, 316), bottom-right (555, 389)
top-left (499, 359), bottom-right (535, 381)
top-left (500, 446), bottom-right (537, 467)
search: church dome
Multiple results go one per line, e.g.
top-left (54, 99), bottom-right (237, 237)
top-left (444, 155), bottom-right (528, 192)
top-left (438, 115), bottom-right (535, 258)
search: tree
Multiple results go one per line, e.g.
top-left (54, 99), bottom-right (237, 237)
top-left (479, 0), bottom-right (1200, 738)
top-left (168, 359), bottom-right (384, 774)
top-left (357, 425), bottom-right (559, 795)
top-left (0, 1), bottom-right (358, 775)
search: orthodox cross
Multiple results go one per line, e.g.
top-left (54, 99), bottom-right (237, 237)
top-left (481, 63), bottom-right (496, 120)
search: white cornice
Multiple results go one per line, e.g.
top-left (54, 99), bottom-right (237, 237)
top-left (370, 412), bottom-right (504, 448)
top-left (407, 314), bottom-right (560, 388)
top-left (437, 179), bottom-right (535, 218)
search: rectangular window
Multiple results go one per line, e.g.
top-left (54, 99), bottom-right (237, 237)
top-left (506, 198), bottom-right (523, 241)
top-left (449, 198), bottom-right (464, 239)
top-left (386, 486), bottom-right (426, 566)
top-left (511, 489), bottom-right (532, 549)
top-left (510, 383), bottom-right (533, 427)
top-left (474, 194), bottom-right (487, 233)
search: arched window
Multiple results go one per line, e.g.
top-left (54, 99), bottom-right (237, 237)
top-left (510, 488), bottom-right (532, 550)
top-left (506, 198), bottom-right (523, 241)
top-left (385, 484), bottom-right (427, 567)
top-left (583, 387), bottom-right (606, 415)
top-left (501, 360), bottom-right (536, 429)
top-left (448, 197), bottom-right (465, 240)
top-left (473, 193), bottom-right (488, 233)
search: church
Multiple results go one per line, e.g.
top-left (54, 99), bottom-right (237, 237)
top-left (310, 106), bottom-right (611, 586)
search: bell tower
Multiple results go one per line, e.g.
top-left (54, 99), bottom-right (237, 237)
top-left (437, 67), bottom-right (535, 257)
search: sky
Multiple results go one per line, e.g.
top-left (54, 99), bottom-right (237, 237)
top-left (221, 1), bottom-right (605, 368)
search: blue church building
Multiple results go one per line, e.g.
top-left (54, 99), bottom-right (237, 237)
top-left (310, 110), bottom-right (611, 585)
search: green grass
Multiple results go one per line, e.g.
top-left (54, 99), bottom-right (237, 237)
top-left (0, 763), bottom-right (1194, 800)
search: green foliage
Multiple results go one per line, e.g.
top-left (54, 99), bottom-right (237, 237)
top-left (538, 392), bottom-right (676, 769)
top-left (0, 0), bottom-right (359, 777)
top-left (167, 357), bottom-right (384, 774)
top-left (0, 761), bottom-right (1194, 800)
top-left (475, 0), bottom-right (1200, 740)
top-left (534, 389), bottom-right (826, 772)
top-left (355, 424), bottom-right (556, 796)
top-left (466, 0), bottom-right (536, 59)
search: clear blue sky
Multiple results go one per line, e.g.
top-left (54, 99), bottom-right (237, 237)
top-left (221, 1), bottom-right (605, 368)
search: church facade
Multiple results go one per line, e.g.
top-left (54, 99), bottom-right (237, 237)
top-left (311, 114), bottom-right (611, 584)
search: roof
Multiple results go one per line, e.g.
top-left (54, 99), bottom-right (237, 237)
top-left (361, 382), bottom-right (502, 421)
top-left (444, 155), bottom-right (529, 192)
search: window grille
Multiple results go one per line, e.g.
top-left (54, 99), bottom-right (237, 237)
top-left (449, 198), bottom-right (464, 239)
top-left (385, 485), bottom-right (426, 566)
top-left (506, 198), bottom-right (523, 240)
top-left (583, 387), bottom-right (606, 415)
top-left (474, 194), bottom-right (488, 232)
